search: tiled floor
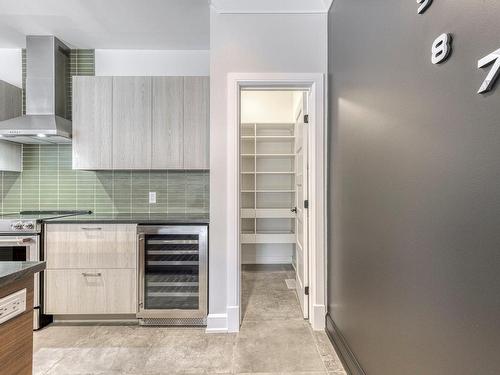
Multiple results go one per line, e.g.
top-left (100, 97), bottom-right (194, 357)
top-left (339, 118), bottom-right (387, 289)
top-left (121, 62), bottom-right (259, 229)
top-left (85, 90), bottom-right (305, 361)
top-left (33, 265), bottom-right (346, 374)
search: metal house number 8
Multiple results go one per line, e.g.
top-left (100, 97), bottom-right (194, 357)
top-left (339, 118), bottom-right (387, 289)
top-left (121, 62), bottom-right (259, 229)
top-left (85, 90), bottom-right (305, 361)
top-left (432, 34), bottom-right (452, 64)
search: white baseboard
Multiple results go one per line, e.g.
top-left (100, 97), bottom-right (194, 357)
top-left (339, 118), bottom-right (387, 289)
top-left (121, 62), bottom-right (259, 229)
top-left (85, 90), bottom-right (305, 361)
top-left (241, 256), bottom-right (293, 264)
top-left (206, 313), bottom-right (228, 333)
top-left (311, 303), bottom-right (326, 330)
top-left (227, 305), bottom-right (240, 332)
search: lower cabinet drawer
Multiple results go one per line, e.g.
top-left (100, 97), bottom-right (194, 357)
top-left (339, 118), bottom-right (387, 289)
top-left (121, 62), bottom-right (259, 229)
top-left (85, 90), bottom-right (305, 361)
top-left (45, 224), bottom-right (137, 269)
top-left (45, 269), bottom-right (137, 315)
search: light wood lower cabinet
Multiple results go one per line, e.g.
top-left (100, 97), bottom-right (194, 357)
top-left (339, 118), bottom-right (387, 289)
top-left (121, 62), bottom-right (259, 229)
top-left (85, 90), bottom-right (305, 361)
top-left (44, 223), bottom-right (138, 315)
top-left (45, 269), bottom-right (137, 315)
top-left (45, 224), bottom-right (137, 269)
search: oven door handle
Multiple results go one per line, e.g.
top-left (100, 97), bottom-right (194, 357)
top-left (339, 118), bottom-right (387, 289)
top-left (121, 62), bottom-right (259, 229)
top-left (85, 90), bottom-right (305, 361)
top-left (0, 237), bottom-right (37, 245)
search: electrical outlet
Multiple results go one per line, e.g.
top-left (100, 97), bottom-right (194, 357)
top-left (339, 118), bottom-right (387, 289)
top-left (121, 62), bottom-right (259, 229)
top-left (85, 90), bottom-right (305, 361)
top-left (149, 192), bottom-right (157, 204)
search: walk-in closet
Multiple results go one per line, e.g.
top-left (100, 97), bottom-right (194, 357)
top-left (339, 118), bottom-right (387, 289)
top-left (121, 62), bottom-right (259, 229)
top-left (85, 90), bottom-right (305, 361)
top-left (240, 90), bottom-right (306, 267)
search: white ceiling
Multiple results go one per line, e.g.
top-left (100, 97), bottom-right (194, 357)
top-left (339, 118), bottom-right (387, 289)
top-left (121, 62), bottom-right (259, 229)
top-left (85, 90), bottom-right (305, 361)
top-left (0, 0), bottom-right (210, 49)
top-left (210, 0), bottom-right (333, 14)
top-left (0, 0), bottom-right (333, 50)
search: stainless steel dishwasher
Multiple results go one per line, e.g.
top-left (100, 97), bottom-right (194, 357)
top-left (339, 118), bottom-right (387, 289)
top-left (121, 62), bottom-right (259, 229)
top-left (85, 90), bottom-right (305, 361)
top-left (137, 225), bottom-right (208, 326)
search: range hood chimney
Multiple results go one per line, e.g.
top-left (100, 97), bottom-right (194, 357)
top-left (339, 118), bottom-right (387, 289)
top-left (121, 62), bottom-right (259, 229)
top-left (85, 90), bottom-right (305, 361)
top-left (0, 36), bottom-right (72, 144)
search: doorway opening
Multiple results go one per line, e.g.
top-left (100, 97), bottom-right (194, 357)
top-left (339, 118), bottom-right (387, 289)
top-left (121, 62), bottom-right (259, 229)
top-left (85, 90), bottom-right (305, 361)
top-left (225, 73), bottom-right (326, 333)
top-left (239, 89), bottom-right (310, 322)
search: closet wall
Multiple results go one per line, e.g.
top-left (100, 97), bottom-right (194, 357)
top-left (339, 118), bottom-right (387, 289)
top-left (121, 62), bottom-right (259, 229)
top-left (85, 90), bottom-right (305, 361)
top-left (240, 91), bottom-right (302, 264)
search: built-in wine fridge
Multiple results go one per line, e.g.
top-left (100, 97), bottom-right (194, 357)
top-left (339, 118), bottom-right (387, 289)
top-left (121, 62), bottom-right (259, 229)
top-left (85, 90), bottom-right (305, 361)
top-left (137, 225), bottom-right (208, 326)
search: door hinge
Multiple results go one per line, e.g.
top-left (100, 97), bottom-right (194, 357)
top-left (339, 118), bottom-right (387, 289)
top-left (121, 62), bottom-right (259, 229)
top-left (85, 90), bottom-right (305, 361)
top-left (305, 286), bottom-right (309, 295)
top-left (304, 200), bottom-right (309, 209)
top-left (304, 114), bottom-right (309, 124)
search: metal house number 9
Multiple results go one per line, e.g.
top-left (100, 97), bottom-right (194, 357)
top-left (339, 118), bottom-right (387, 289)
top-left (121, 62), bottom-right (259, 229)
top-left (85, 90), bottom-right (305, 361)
top-left (417, 0), bottom-right (432, 14)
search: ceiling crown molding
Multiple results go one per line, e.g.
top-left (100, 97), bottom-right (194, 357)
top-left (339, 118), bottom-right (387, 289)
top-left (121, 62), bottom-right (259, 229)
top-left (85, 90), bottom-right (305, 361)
top-left (210, 0), bottom-right (333, 14)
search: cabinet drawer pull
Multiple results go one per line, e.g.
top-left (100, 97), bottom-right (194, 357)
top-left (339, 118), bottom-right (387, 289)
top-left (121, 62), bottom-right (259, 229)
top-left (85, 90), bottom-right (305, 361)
top-left (82, 272), bottom-right (102, 277)
top-left (81, 227), bottom-right (102, 231)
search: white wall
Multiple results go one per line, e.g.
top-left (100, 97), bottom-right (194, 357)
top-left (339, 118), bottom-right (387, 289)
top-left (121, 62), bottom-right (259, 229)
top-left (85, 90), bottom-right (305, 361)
top-left (209, 8), bottom-right (328, 331)
top-left (241, 90), bottom-right (295, 123)
top-left (0, 48), bottom-right (209, 88)
top-left (0, 49), bottom-right (22, 88)
top-left (95, 49), bottom-right (209, 76)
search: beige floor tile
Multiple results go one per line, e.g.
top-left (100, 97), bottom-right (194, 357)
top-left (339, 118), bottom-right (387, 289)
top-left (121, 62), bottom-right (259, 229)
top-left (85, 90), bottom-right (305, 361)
top-left (34, 269), bottom-right (345, 375)
top-left (33, 347), bottom-right (73, 375)
top-left (33, 325), bottom-right (96, 352)
top-left (144, 331), bottom-right (236, 374)
top-left (242, 275), bottom-right (292, 295)
top-left (74, 325), bottom-right (136, 348)
top-left (44, 347), bottom-right (121, 374)
top-left (234, 320), bottom-right (325, 374)
top-left (110, 346), bottom-right (152, 373)
top-left (242, 289), bottom-right (303, 322)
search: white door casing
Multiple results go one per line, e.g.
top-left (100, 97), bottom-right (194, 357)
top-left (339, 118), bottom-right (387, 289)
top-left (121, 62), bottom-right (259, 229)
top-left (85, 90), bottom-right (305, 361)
top-left (221, 73), bottom-right (326, 333)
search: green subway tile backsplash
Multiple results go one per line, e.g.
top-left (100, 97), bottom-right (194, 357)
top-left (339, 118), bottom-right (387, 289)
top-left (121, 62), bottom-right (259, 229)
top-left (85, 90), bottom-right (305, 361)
top-left (0, 145), bottom-right (209, 214)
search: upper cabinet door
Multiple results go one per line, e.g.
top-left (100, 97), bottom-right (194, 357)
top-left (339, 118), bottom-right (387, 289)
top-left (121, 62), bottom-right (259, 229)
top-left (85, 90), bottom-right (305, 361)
top-left (152, 77), bottom-right (184, 169)
top-left (0, 80), bottom-right (22, 172)
top-left (113, 77), bottom-right (152, 169)
top-left (0, 140), bottom-right (22, 172)
top-left (183, 77), bottom-right (209, 169)
top-left (0, 80), bottom-right (22, 121)
top-left (72, 76), bottom-right (113, 170)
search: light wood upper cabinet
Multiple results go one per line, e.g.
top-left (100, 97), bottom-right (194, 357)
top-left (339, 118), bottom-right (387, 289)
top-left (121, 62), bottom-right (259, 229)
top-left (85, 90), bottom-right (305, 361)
top-left (183, 77), bottom-right (210, 169)
top-left (0, 80), bottom-right (22, 121)
top-left (112, 77), bottom-right (152, 169)
top-left (0, 80), bottom-right (22, 172)
top-left (72, 76), bottom-right (113, 170)
top-left (0, 141), bottom-right (22, 172)
top-left (71, 76), bottom-right (209, 170)
top-left (152, 77), bottom-right (184, 169)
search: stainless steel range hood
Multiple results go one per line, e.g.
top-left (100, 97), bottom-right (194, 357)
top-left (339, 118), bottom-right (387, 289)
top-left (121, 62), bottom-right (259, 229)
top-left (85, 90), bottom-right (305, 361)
top-left (0, 36), bottom-right (72, 144)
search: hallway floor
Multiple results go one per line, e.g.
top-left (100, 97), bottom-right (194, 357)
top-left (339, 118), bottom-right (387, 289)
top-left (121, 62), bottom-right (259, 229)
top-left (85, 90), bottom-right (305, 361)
top-left (33, 265), bottom-right (345, 374)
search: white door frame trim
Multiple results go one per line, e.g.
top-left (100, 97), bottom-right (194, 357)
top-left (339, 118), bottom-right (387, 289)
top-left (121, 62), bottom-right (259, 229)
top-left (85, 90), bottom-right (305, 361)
top-left (226, 72), bottom-right (326, 332)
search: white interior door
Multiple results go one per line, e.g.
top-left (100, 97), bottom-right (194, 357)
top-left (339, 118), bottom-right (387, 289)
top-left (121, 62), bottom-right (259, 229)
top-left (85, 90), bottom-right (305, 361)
top-left (294, 92), bottom-right (309, 319)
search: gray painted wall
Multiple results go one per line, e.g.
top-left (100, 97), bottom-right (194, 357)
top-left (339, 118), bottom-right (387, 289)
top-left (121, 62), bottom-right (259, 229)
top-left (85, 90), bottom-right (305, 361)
top-left (327, 1), bottom-right (500, 374)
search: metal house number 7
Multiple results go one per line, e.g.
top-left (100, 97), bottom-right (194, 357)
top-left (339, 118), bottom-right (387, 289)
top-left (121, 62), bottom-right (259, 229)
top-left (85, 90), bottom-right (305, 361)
top-left (417, 0), bottom-right (432, 14)
top-left (478, 49), bottom-right (500, 94)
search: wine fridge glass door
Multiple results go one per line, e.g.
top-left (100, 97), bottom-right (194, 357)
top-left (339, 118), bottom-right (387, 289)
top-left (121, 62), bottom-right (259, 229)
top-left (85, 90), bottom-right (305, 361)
top-left (138, 226), bottom-right (208, 320)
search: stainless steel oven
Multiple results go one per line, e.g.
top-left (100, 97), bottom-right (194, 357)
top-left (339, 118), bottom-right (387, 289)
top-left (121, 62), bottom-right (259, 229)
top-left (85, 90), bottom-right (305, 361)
top-left (137, 225), bottom-right (208, 326)
top-left (0, 234), bottom-right (41, 328)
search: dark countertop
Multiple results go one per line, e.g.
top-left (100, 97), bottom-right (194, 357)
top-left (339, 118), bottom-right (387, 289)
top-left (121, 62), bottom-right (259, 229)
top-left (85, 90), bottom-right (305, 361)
top-left (0, 262), bottom-right (46, 289)
top-left (44, 213), bottom-right (210, 225)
